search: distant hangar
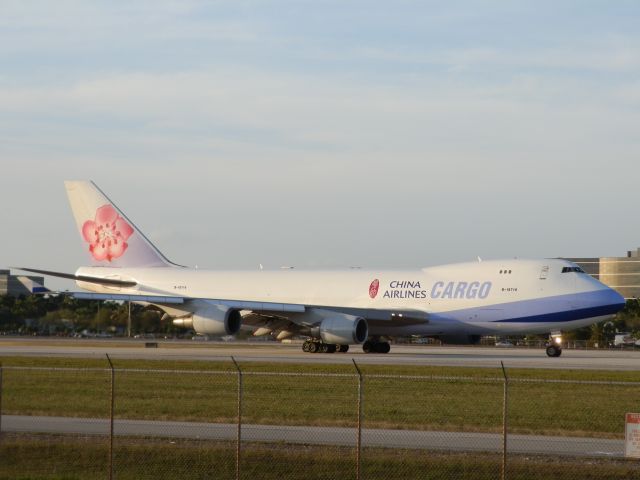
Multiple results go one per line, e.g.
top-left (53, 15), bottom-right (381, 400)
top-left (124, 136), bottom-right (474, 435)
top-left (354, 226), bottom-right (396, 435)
top-left (0, 269), bottom-right (46, 297)
top-left (566, 248), bottom-right (640, 299)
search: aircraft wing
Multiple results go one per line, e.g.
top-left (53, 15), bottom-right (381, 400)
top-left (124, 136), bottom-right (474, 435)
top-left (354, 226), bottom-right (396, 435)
top-left (18, 266), bottom-right (425, 341)
top-left (71, 292), bottom-right (186, 304)
top-left (68, 290), bottom-right (425, 339)
top-left (70, 292), bottom-right (306, 313)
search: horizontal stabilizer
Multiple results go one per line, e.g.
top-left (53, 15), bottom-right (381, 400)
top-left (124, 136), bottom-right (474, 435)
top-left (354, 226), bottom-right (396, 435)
top-left (16, 268), bottom-right (137, 288)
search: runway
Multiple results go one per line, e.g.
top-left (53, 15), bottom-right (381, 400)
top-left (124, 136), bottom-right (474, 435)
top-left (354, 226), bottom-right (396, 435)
top-left (1, 338), bottom-right (640, 370)
top-left (2, 415), bottom-right (623, 458)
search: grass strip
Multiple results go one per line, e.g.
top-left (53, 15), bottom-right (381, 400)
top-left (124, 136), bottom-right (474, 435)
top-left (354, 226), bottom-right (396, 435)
top-left (1, 433), bottom-right (638, 480)
top-left (1, 356), bottom-right (639, 438)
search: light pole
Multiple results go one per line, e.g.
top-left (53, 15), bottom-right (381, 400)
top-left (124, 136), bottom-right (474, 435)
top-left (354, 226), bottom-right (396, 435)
top-left (127, 301), bottom-right (131, 338)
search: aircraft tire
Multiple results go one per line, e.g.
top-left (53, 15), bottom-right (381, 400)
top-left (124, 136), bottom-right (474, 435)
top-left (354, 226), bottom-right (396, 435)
top-left (546, 345), bottom-right (562, 357)
top-left (308, 342), bottom-right (318, 353)
top-left (372, 342), bottom-right (390, 353)
top-left (338, 344), bottom-right (349, 353)
top-left (320, 343), bottom-right (329, 353)
top-left (302, 341), bottom-right (309, 352)
top-left (363, 341), bottom-right (390, 354)
top-left (326, 344), bottom-right (337, 353)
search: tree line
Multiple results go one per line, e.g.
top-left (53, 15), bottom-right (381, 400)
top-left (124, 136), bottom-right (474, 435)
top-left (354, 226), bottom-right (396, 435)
top-left (0, 294), bottom-right (168, 336)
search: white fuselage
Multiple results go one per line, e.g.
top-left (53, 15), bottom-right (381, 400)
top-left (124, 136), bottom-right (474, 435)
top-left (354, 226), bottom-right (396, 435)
top-left (75, 258), bottom-right (625, 338)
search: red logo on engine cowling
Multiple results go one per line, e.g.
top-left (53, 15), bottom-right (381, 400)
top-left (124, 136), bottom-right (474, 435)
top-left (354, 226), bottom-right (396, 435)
top-left (369, 279), bottom-right (380, 299)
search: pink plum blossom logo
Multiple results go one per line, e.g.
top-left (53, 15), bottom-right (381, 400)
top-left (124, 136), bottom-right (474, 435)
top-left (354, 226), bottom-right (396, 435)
top-left (82, 205), bottom-right (134, 262)
top-left (369, 279), bottom-right (380, 299)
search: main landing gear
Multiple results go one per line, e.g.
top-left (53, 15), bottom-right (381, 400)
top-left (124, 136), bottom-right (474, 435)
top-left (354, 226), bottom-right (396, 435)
top-left (362, 340), bottom-right (391, 354)
top-left (302, 340), bottom-right (349, 353)
top-left (302, 339), bottom-right (391, 354)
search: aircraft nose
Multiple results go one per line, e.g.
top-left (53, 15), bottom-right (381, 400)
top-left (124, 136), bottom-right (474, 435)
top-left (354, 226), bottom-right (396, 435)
top-left (592, 286), bottom-right (626, 316)
top-left (578, 273), bottom-right (626, 314)
top-left (577, 286), bottom-right (626, 317)
top-left (607, 288), bottom-right (626, 312)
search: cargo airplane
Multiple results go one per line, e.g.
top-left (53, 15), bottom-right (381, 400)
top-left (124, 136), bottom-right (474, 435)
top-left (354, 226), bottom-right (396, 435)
top-left (20, 181), bottom-right (625, 357)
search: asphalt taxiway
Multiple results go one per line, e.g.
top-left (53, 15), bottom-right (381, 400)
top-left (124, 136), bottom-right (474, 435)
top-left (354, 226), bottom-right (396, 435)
top-left (3, 415), bottom-right (624, 458)
top-left (1, 338), bottom-right (640, 370)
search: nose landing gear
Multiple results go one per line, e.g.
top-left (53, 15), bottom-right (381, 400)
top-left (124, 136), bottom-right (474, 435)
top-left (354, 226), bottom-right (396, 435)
top-left (545, 344), bottom-right (562, 357)
top-left (546, 332), bottom-right (563, 357)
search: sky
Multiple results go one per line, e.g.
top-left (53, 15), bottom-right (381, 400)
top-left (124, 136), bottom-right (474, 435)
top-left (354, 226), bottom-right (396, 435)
top-left (1, 1), bottom-right (639, 290)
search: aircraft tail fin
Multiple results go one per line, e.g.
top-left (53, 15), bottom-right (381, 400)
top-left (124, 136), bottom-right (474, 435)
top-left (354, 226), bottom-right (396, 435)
top-left (64, 181), bottom-right (178, 268)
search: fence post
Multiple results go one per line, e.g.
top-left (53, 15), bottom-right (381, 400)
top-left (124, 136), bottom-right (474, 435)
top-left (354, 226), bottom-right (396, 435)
top-left (106, 354), bottom-right (115, 480)
top-left (0, 361), bottom-right (3, 446)
top-left (500, 361), bottom-right (508, 480)
top-left (231, 356), bottom-right (243, 480)
top-left (352, 359), bottom-right (363, 480)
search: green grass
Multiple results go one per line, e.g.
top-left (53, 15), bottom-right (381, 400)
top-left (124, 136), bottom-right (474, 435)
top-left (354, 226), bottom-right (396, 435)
top-left (3, 354), bottom-right (640, 380)
top-left (1, 356), bottom-right (639, 438)
top-left (1, 434), bottom-right (639, 480)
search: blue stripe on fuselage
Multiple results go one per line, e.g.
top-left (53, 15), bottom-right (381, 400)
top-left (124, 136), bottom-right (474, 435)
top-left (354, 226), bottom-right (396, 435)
top-left (436, 289), bottom-right (625, 324)
top-left (495, 302), bottom-right (622, 323)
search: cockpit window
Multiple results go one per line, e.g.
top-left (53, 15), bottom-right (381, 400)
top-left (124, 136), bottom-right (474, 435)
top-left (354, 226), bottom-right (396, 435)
top-left (562, 266), bottom-right (585, 273)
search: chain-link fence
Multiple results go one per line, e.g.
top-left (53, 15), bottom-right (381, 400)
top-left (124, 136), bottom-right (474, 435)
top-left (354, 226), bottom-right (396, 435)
top-left (1, 359), bottom-right (639, 479)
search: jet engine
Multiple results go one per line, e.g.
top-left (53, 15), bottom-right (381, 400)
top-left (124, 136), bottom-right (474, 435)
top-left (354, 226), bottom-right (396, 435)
top-left (311, 314), bottom-right (368, 345)
top-left (172, 304), bottom-right (242, 335)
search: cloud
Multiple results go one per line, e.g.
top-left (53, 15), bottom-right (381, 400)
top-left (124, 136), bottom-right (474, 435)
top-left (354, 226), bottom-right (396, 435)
top-left (1, 65), bottom-right (638, 204)
top-left (355, 41), bottom-right (640, 74)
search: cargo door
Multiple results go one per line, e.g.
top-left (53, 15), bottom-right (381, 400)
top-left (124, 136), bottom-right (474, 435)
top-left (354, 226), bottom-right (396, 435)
top-left (539, 265), bottom-right (549, 280)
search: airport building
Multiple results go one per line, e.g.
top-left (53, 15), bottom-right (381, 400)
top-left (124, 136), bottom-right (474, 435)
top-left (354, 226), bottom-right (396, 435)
top-left (566, 248), bottom-right (640, 299)
top-left (0, 269), bottom-right (46, 297)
